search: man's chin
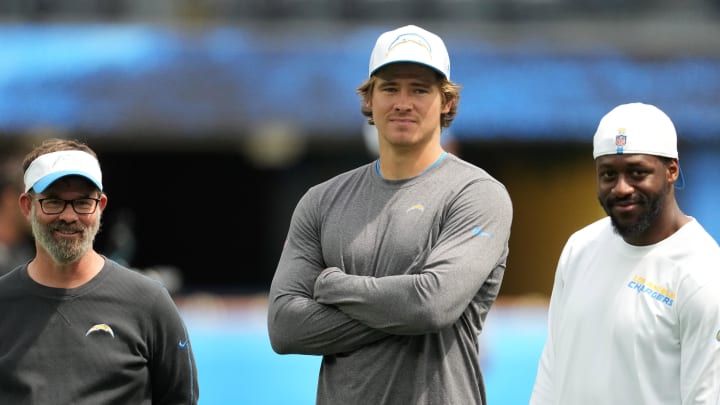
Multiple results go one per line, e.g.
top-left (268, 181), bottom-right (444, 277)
top-left (610, 215), bottom-right (650, 240)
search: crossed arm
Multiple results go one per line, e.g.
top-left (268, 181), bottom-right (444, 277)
top-left (268, 181), bottom-right (512, 355)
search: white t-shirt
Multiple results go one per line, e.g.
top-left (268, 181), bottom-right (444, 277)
top-left (531, 217), bottom-right (720, 405)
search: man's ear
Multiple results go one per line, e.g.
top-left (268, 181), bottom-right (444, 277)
top-left (19, 193), bottom-right (32, 217)
top-left (99, 193), bottom-right (108, 211)
top-left (667, 159), bottom-right (680, 183)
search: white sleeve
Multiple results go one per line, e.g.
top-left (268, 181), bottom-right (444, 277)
top-left (678, 274), bottom-right (720, 404)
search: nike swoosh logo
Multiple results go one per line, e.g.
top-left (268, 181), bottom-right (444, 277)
top-left (471, 227), bottom-right (492, 238)
top-left (179, 339), bottom-right (189, 349)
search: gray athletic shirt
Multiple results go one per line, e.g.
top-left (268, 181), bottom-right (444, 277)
top-left (0, 259), bottom-right (198, 404)
top-left (268, 153), bottom-right (513, 405)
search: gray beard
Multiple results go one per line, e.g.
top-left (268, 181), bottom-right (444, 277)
top-left (30, 206), bottom-right (100, 265)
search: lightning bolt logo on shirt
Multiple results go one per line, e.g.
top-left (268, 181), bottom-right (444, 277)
top-left (86, 323), bottom-right (115, 338)
top-left (407, 204), bottom-right (425, 213)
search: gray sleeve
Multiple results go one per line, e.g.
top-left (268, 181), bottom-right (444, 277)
top-left (313, 180), bottom-right (513, 335)
top-left (267, 189), bottom-right (390, 355)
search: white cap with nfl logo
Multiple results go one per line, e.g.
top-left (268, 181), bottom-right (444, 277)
top-left (593, 102), bottom-right (678, 159)
top-left (369, 25), bottom-right (450, 79)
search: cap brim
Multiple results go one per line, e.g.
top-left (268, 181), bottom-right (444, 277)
top-left (371, 60), bottom-right (447, 78)
top-left (32, 170), bottom-right (103, 193)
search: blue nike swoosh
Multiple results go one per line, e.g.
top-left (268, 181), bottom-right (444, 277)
top-left (471, 227), bottom-right (492, 238)
top-left (179, 339), bottom-right (189, 349)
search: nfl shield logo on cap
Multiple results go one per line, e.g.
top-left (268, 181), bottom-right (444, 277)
top-left (615, 129), bottom-right (627, 154)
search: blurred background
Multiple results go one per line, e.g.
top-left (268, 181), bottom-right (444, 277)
top-left (1, 1), bottom-right (719, 403)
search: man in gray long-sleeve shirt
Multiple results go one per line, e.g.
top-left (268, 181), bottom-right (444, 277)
top-left (268, 24), bottom-right (513, 405)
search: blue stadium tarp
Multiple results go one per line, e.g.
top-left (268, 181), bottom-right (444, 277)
top-left (1, 23), bottom-right (719, 140)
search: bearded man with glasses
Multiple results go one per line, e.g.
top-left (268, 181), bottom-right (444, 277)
top-left (0, 138), bottom-right (199, 404)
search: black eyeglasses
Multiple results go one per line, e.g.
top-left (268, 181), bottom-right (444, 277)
top-left (37, 198), bottom-right (101, 215)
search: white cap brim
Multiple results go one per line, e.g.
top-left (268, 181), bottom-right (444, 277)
top-left (24, 150), bottom-right (103, 193)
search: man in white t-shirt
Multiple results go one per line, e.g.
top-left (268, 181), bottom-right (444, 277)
top-left (531, 102), bottom-right (720, 404)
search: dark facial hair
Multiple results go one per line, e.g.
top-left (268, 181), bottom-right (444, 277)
top-left (600, 180), bottom-right (669, 241)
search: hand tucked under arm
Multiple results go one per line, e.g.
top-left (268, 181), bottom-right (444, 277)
top-left (267, 190), bottom-right (390, 356)
top-left (313, 250), bottom-right (503, 335)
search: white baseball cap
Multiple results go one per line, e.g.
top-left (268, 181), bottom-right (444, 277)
top-left (593, 103), bottom-right (678, 159)
top-left (369, 25), bottom-right (450, 79)
top-left (24, 150), bottom-right (103, 193)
